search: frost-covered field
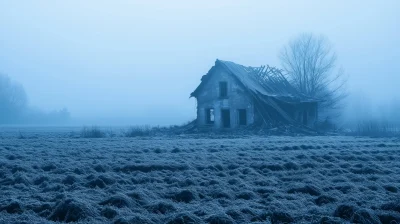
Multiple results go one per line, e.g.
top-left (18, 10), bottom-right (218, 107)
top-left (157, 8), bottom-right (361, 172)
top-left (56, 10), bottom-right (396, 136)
top-left (0, 127), bottom-right (400, 224)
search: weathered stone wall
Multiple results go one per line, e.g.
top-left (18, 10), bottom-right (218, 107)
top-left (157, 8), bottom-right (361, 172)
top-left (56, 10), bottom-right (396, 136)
top-left (195, 66), bottom-right (255, 129)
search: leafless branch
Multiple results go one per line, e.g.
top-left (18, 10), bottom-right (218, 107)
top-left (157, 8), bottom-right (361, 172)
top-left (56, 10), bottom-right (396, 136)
top-left (279, 33), bottom-right (347, 119)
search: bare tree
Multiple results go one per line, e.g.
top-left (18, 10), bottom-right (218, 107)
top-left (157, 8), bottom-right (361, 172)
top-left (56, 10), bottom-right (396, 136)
top-left (0, 74), bottom-right (28, 123)
top-left (279, 33), bottom-right (347, 119)
top-left (0, 73), bottom-right (71, 124)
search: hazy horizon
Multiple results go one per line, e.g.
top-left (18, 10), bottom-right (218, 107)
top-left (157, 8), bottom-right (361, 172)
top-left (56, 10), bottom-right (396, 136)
top-left (1, 0), bottom-right (399, 125)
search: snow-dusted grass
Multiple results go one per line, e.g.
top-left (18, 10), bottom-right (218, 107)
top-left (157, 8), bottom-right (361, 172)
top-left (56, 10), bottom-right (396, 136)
top-left (124, 126), bottom-right (153, 137)
top-left (0, 127), bottom-right (399, 223)
top-left (80, 126), bottom-right (106, 138)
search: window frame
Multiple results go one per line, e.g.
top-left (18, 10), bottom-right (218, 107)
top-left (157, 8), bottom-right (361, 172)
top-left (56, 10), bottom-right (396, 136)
top-left (205, 108), bottom-right (215, 124)
top-left (219, 81), bottom-right (228, 98)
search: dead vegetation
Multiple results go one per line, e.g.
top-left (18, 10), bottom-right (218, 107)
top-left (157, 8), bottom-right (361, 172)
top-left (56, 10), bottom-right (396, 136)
top-left (80, 126), bottom-right (106, 138)
top-left (354, 120), bottom-right (400, 137)
top-left (59, 118), bottom-right (400, 139)
top-left (1, 133), bottom-right (399, 223)
top-left (124, 125), bottom-right (152, 137)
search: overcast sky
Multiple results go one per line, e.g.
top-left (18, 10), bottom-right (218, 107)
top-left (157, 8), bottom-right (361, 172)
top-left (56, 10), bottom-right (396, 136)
top-left (0, 0), bottom-right (399, 125)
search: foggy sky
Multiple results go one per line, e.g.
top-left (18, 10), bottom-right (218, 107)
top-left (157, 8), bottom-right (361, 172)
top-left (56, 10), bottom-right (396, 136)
top-left (0, 1), bottom-right (399, 125)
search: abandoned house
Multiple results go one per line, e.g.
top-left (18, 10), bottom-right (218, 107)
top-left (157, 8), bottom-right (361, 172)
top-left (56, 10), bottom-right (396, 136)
top-left (190, 59), bottom-right (319, 129)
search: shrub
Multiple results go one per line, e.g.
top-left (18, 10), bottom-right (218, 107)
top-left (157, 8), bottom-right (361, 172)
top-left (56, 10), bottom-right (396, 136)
top-left (125, 125), bottom-right (152, 137)
top-left (80, 126), bottom-right (106, 138)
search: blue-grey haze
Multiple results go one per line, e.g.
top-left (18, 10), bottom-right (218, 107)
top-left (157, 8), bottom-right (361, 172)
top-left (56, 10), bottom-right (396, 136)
top-left (0, 0), bottom-right (399, 125)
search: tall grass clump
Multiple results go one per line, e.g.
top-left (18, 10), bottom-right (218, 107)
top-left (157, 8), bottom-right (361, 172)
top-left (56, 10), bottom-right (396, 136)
top-left (355, 120), bottom-right (400, 137)
top-left (80, 126), bottom-right (106, 138)
top-left (125, 125), bottom-right (153, 137)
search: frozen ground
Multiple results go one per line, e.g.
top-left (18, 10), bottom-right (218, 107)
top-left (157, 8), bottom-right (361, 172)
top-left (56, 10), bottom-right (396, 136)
top-left (0, 127), bottom-right (399, 224)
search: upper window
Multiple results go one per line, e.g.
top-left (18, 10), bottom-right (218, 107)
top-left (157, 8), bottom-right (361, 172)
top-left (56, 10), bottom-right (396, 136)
top-left (219, 82), bottom-right (228, 98)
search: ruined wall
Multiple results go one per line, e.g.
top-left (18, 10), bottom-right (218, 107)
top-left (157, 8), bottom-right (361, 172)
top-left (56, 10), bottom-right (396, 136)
top-left (253, 99), bottom-right (318, 127)
top-left (195, 66), bottom-right (255, 129)
top-left (292, 102), bottom-right (318, 127)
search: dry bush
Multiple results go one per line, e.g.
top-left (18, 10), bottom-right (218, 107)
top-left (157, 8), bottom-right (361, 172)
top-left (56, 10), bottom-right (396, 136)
top-left (125, 125), bottom-right (153, 137)
top-left (80, 126), bottom-right (106, 138)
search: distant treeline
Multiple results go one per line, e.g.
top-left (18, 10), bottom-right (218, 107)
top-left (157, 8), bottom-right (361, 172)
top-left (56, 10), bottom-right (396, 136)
top-left (339, 94), bottom-right (400, 136)
top-left (0, 74), bottom-right (70, 125)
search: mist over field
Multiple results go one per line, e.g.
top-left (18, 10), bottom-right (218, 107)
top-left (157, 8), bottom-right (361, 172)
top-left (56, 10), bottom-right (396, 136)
top-left (0, 0), bottom-right (399, 126)
top-left (1, 2), bottom-right (400, 224)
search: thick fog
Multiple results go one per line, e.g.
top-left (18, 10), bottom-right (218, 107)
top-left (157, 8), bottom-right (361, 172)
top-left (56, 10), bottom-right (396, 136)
top-left (0, 1), bottom-right (399, 126)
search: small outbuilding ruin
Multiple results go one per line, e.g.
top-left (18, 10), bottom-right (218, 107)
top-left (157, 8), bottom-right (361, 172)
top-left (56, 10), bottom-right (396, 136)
top-left (190, 59), bottom-right (319, 129)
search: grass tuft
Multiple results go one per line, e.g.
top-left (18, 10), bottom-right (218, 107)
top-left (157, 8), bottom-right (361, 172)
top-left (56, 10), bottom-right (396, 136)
top-left (125, 125), bottom-right (153, 137)
top-left (80, 126), bottom-right (106, 138)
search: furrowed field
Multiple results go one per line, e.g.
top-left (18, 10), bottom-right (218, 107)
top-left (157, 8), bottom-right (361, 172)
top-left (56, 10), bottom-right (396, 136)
top-left (0, 127), bottom-right (399, 224)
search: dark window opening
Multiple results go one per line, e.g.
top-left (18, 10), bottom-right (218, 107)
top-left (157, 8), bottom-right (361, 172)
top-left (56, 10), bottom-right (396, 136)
top-left (309, 105), bottom-right (316, 117)
top-left (206, 108), bottom-right (214, 124)
top-left (238, 109), bottom-right (247, 125)
top-left (221, 109), bottom-right (230, 128)
top-left (297, 112), bottom-right (302, 122)
top-left (309, 108), bottom-right (314, 117)
top-left (219, 82), bottom-right (228, 98)
top-left (303, 110), bottom-right (308, 125)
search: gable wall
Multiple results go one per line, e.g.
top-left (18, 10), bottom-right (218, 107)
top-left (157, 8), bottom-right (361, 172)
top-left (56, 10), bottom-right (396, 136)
top-left (195, 66), bottom-right (255, 128)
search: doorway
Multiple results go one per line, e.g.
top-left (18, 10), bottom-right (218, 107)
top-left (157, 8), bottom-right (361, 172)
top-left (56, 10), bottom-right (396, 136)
top-left (238, 109), bottom-right (247, 125)
top-left (303, 110), bottom-right (308, 125)
top-left (221, 109), bottom-right (230, 128)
